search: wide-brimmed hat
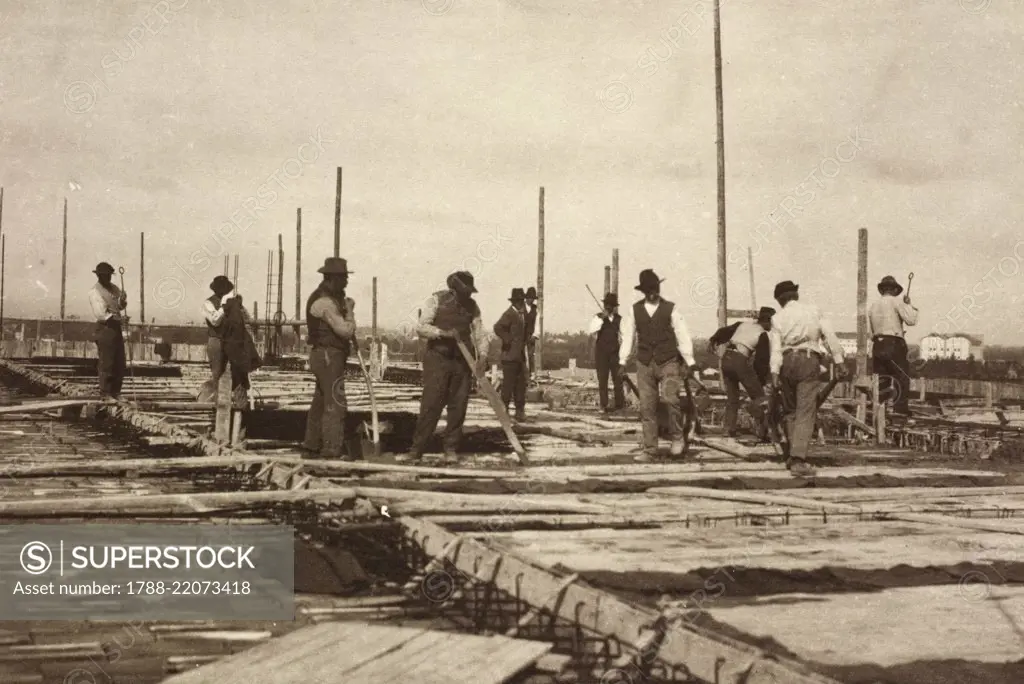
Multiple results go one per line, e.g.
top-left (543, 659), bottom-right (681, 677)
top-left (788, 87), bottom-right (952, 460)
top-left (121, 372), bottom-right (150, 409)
top-left (509, 287), bottom-right (526, 302)
top-left (877, 275), bottom-right (903, 295)
top-left (603, 292), bottom-right (619, 307)
top-left (209, 275), bottom-right (234, 294)
top-left (634, 269), bottom-right (664, 293)
top-left (447, 271), bottom-right (478, 294)
top-left (773, 280), bottom-right (799, 300)
top-left (757, 306), bottom-right (776, 322)
top-left (318, 257), bottom-right (352, 275)
top-left (93, 262), bottom-right (115, 275)
top-left (525, 286), bottom-right (538, 301)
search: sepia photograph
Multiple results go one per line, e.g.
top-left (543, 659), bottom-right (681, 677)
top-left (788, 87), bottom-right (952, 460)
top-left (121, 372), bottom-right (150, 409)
top-left (0, 0), bottom-right (1022, 682)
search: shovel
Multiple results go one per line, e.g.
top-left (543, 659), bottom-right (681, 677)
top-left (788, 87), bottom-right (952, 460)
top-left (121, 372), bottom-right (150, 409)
top-left (354, 346), bottom-right (381, 459)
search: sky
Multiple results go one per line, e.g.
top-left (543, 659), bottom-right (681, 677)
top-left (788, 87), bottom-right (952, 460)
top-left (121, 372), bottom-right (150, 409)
top-left (2, 0), bottom-right (1024, 343)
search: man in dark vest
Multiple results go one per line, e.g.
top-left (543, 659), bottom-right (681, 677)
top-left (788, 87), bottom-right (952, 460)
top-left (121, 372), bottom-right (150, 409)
top-left (399, 271), bottom-right (488, 464)
top-left (618, 269), bottom-right (696, 462)
top-left (587, 291), bottom-right (624, 413)
top-left (524, 286), bottom-right (538, 381)
top-left (494, 287), bottom-right (530, 421)
top-left (708, 306), bottom-right (775, 440)
top-left (199, 276), bottom-right (253, 402)
top-left (86, 262), bottom-right (128, 398)
top-left (301, 258), bottom-right (357, 460)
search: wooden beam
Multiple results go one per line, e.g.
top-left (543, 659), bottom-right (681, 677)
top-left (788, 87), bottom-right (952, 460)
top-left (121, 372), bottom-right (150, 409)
top-left (400, 516), bottom-right (842, 684)
top-left (725, 308), bottom-right (757, 319)
top-left (0, 399), bottom-right (99, 414)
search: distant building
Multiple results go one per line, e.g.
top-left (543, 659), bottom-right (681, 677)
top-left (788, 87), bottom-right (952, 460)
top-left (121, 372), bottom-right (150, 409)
top-left (919, 333), bottom-right (985, 361)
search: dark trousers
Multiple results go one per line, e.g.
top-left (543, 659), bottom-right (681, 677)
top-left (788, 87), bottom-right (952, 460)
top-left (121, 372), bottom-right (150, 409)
top-left (595, 350), bottom-right (624, 410)
top-left (779, 351), bottom-right (822, 460)
top-left (94, 321), bottom-right (126, 398)
top-left (637, 358), bottom-right (684, 448)
top-left (721, 349), bottom-right (766, 436)
top-left (501, 360), bottom-right (527, 414)
top-left (526, 339), bottom-right (537, 378)
top-left (303, 348), bottom-right (348, 458)
top-left (873, 336), bottom-right (911, 413)
top-left (206, 337), bottom-right (248, 391)
top-left (411, 348), bottom-right (472, 454)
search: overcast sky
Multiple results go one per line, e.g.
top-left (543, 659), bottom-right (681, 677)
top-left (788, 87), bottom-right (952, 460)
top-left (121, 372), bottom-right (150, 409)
top-left (2, 0), bottom-right (1023, 343)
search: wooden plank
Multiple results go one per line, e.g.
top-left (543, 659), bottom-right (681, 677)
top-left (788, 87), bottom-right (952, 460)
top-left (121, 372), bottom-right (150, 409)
top-left (455, 339), bottom-right (527, 462)
top-left (0, 399), bottom-right (99, 414)
top-left (399, 516), bottom-right (842, 684)
top-left (0, 487), bottom-right (357, 517)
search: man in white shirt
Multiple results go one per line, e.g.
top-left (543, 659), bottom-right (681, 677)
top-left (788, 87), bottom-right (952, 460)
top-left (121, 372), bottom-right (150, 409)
top-left (198, 275), bottom-right (253, 402)
top-left (618, 269), bottom-right (696, 462)
top-left (87, 262), bottom-right (128, 398)
top-left (768, 281), bottom-right (848, 476)
top-left (868, 275), bottom-right (918, 417)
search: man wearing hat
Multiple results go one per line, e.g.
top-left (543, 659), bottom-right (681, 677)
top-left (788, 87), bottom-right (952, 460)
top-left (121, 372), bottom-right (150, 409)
top-left (708, 306), bottom-right (775, 440)
top-left (493, 287), bottom-right (530, 421)
top-left (87, 262), bottom-right (128, 398)
top-left (868, 275), bottom-right (919, 417)
top-left (301, 258), bottom-right (357, 460)
top-left (401, 271), bottom-right (488, 464)
top-left (768, 281), bottom-right (847, 476)
top-left (200, 276), bottom-right (253, 399)
top-left (618, 269), bottom-right (696, 461)
top-left (524, 286), bottom-right (539, 381)
top-left (587, 291), bottom-right (625, 413)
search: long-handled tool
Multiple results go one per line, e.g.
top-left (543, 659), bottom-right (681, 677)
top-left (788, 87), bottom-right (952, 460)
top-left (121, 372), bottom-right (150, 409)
top-left (353, 345), bottom-right (381, 459)
top-left (455, 338), bottom-right (527, 464)
top-left (117, 267), bottom-right (136, 402)
top-left (906, 272), bottom-right (914, 297)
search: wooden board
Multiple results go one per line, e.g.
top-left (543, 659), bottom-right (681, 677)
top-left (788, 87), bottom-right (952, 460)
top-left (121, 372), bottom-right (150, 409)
top-left (162, 622), bottom-right (550, 684)
top-left (0, 399), bottom-right (98, 414)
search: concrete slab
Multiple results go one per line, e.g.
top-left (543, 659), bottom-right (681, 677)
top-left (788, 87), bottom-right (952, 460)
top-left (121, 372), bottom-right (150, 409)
top-left (707, 585), bottom-right (1024, 666)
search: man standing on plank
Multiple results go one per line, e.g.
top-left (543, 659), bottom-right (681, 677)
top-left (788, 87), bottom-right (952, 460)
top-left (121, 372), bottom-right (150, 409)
top-left (400, 271), bottom-right (488, 465)
top-left (768, 280), bottom-right (847, 477)
top-left (618, 269), bottom-right (697, 462)
top-left (868, 275), bottom-right (918, 419)
top-left (587, 291), bottom-right (625, 414)
top-left (301, 258), bottom-right (357, 460)
top-left (494, 287), bottom-right (530, 422)
top-left (524, 286), bottom-right (539, 382)
top-left (199, 275), bottom-right (253, 402)
top-left (87, 262), bottom-right (128, 399)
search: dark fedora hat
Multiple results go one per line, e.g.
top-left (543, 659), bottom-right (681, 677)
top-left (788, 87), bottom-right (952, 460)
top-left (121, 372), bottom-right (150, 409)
top-left (603, 292), bottom-right (619, 307)
top-left (634, 269), bottom-right (665, 293)
top-left (877, 275), bottom-right (903, 295)
top-left (525, 286), bottom-right (538, 301)
top-left (757, 306), bottom-right (776, 321)
top-left (318, 257), bottom-right (352, 275)
top-left (509, 287), bottom-right (526, 302)
top-left (447, 271), bottom-right (478, 294)
top-left (209, 275), bottom-right (234, 294)
top-left (93, 262), bottom-right (115, 275)
top-left (773, 280), bottom-right (799, 300)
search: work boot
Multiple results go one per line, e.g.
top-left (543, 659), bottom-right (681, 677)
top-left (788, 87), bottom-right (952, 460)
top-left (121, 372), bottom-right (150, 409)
top-left (634, 448), bottom-right (659, 463)
top-left (395, 451), bottom-right (421, 464)
top-left (440, 448), bottom-right (460, 465)
top-left (787, 459), bottom-right (816, 478)
top-left (669, 438), bottom-right (687, 458)
top-left (514, 410), bottom-right (527, 423)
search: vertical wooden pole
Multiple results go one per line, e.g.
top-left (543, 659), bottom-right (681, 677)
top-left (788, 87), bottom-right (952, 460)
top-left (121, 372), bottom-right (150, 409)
top-left (371, 276), bottom-right (379, 379)
top-left (334, 167), bottom-right (342, 258)
top-left (0, 234), bottom-right (5, 342)
top-left (295, 208), bottom-right (302, 319)
top-left (537, 187), bottom-right (545, 375)
top-left (223, 255), bottom-right (229, 276)
top-left (873, 374), bottom-right (887, 445)
top-left (611, 249), bottom-right (619, 295)
top-left (276, 234), bottom-right (284, 353)
top-left (713, 0), bottom-right (727, 329)
top-left (233, 255), bottom-right (239, 290)
top-left (372, 277), bottom-right (378, 340)
top-left (61, 198), bottom-right (67, 341)
top-left (747, 246), bottom-right (756, 309)
top-left (856, 228), bottom-right (868, 433)
top-left (139, 233), bottom-right (146, 327)
top-left (603, 266), bottom-right (611, 296)
top-left (214, 368), bottom-right (233, 443)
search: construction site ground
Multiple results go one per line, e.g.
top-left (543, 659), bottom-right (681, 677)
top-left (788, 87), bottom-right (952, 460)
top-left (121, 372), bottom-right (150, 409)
top-left (0, 358), bottom-right (1021, 683)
